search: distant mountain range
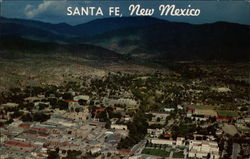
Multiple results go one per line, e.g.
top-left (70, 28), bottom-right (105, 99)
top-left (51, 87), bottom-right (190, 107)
top-left (0, 16), bottom-right (249, 62)
top-left (0, 16), bottom-right (164, 40)
top-left (0, 35), bottom-right (124, 61)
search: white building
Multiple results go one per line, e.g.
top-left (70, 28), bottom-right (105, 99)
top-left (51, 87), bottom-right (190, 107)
top-left (1, 102), bottom-right (19, 108)
top-left (150, 138), bottom-right (175, 146)
top-left (34, 101), bottom-right (49, 107)
top-left (74, 95), bottom-right (90, 103)
top-left (191, 116), bottom-right (208, 121)
top-left (147, 129), bottom-right (164, 138)
top-left (111, 124), bottom-right (128, 130)
top-left (163, 108), bottom-right (175, 112)
top-left (176, 137), bottom-right (185, 146)
top-left (177, 105), bottom-right (183, 110)
top-left (188, 140), bottom-right (220, 159)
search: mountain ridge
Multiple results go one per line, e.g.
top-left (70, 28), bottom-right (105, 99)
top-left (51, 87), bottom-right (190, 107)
top-left (0, 16), bottom-right (249, 62)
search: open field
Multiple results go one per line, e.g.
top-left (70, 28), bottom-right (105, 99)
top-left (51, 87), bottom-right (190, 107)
top-left (194, 109), bottom-right (218, 117)
top-left (185, 104), bottom-right (219, 110)
top-left (173, 151), bottom-right (184, 158)
top-left (142, 148), bottom-right (170, 157)
top-left (217, 111), bottom-right (238, 117)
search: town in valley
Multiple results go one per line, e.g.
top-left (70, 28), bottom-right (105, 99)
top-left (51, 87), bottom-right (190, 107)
top-left (0, 63), bottom-right (249, 159)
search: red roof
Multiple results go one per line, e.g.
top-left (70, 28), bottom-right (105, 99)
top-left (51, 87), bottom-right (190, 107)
top-left (216, 117), bottom-right (231, 120)
top-left (95, 108), bottom-right (106, 112)
top-left (164, 133), bottom-right (172, 137)
top-left (187, 108), bottom-right (194, 112)
top-left (14, 116), bottom-right (22, 119)
top-left (31, 127), bottom-right (48, 132)
top-left (49, 141), bottom-right (71, 147)
top-left (119, 149), bottom-right (132, 155)
top-left (65, 100), bottom-right (78, 102)
top-left (19, 123), bottom-right (31, 128)
top-left (112, 137), bottom-right (121, 141)
top-left (5, 140), bottom-right (34, 148)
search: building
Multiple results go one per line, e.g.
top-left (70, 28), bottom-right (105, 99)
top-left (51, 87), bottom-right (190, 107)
top-left (73, 95), bottom-right (90, 104)
top-left (24, 97), bottom-right (42, 103)
top-left (111, 124), bottom-right (128, 130)
top-left (176, 137), bottom-right (185, 146)
top-left (191, 115), bottom-right (208, 121)
top-left (65, 100), bottom-right (79, 112)
top-left (149, 112), bottom-right (169, 125)
top-left (63, 107), bottom-right (89, 121)
top-left (150, 138), bottom-right (175, 146)
top-left (18, 123), bottom-right (31, 129)
top-left (188, 140), bottom-right (220, 159)
top-left (147, 128), bottom-right (164, 138)
top-left (4, 140), bottom-right (35, 152)
top-left (163, 108), bottom-right (175, 112)
top-left (123, 115), bottom-right (132, 122)
top-left (177, 105), bottom-right (183, 110)
top-left (186, 108), bottom-right (194, 117)
top-left (1, 103), bottom-right (19, 108)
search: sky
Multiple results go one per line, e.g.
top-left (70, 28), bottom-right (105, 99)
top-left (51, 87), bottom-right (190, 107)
top-left (1, 0), bottom-right (250, 25)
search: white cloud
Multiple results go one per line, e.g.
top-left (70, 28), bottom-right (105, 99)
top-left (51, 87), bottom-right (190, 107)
top-left (24, 0), bottom-right (66, 18)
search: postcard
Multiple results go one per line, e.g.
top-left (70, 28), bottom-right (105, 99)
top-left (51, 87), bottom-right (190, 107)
top-left (0, 0), bottom-right (249, 159)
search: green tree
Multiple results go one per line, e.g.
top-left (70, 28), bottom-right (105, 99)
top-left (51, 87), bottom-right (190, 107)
top-left (47, 150), bottom-right (59, 159)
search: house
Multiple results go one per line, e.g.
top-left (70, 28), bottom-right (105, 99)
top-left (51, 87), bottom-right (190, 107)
top-left (215, 129), bottom-right (223, 136)
top-left (163, 108), bottom-right (175, 112)
top-left (94, 107), bottom-right (106, 114)
top-left (163, 133), bottom-right (172, 138)
top-left (65, 100), bottom-right (79, 112)
top-left (90, 147), bottom-right (101, 154)
top-left (4, 140), bottom-right (35, 152)
top-left (123, 115), bottom-right (132, 122)
top-left (111, 124), bottom-right (128, 130)
top-left (186, 108), bottom-right (194, 117)
top-left (34, 101), bottom-right (49, 107)
top-left (73, 95), bottom-right (90, 104)
top-left (18, 123), bottom-right (31, 129)
top-left (191, 115), bottom-right (208, 121)
top-left (177, 105), bottom-right (184, 110)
